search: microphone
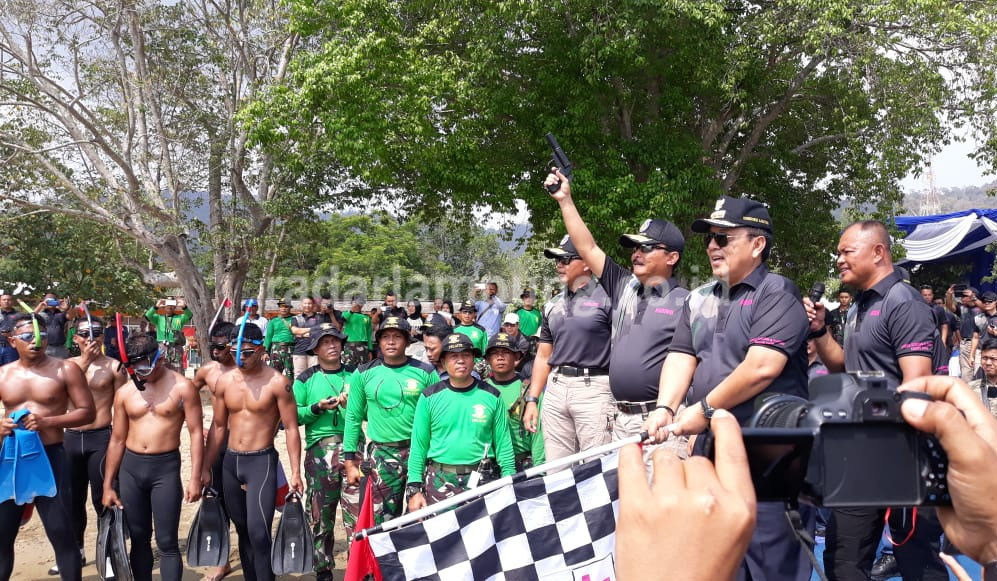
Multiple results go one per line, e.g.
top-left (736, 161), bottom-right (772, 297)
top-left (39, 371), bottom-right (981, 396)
top-left (809, 282), bottom-right (825, 305)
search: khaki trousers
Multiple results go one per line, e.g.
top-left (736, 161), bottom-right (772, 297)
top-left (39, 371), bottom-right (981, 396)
top-left (540, 372), bottom-right (614, 462)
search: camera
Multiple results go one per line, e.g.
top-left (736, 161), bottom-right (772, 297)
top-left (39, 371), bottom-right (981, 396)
top-left (164, 298), bottom-right (177, 307)
top-left (45, 298), bottom-right (60, 307)
top-left (737, 372), bottom-right (950, 507)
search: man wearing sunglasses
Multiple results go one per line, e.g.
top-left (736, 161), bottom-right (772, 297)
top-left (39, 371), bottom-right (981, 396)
top-left (541, 168), bottom-right (690, 448)
top-left (101, 333), bottom-right (204, 581)
top-left (0, 294), bottom-right (19, 365)
top-left (191, 322), bottom-right (237, 581)
top-left (645, 195), bottom-right (813, 581)
top-left (34, 292), bottom-right (77, 359)
top-left (61, 318), bottom-right (127, 575)
top-left (520, 234), bottom-right (614, 463)
top-left (0, 313), bottom-right (94, 580)
top-left (201, 324), bottom-right (302, 581)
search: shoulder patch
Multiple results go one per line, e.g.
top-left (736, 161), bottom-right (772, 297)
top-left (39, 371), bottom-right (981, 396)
top-left (422, 380), bottom-right (449, 398)
top-left (476, 380), bottom-right (502, 398)
top-left (407, 358), bottom-right (436, 374)
top-left (296, 366), bottom-right (320, 384)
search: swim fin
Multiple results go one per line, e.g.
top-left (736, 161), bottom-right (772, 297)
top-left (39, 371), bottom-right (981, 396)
top-left (96, 508), bottom-right (113, 580)
top-left (107, 506), bottom-right (134, 581)
top-left (0, 433), bottom-right (15, 502)
top-left (270, 492), bottom-right (313, 575)
top-left (186, 487), bottom-right (230, 568)
top-left (9, 410), bottom-right (56, 504)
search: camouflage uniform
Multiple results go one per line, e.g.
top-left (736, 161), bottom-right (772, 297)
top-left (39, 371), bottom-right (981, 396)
top-left (269, 342), bottom-right (294, 380)
top-left (304, 436), bottom-right (348, 572)
top-left (342, 342), bottom-right (370, 368)
top-left (423, 461), bottom-right (499, 505)
top-left (341, 442), bottom-right (410, 526)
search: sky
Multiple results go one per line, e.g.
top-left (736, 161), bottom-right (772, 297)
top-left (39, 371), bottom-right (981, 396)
top-left (901, 131), bottom-right (994, 192)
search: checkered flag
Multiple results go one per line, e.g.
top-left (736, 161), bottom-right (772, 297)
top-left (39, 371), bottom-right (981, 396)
top-left (367, 451), bottom-right (621, 580)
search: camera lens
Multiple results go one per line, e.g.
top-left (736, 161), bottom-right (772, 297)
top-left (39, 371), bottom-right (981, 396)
top-left (750, 393), bottom-right (810, 428)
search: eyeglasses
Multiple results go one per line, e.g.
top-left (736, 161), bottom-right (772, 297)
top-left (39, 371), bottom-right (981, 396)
top-left (555, 255), bottom-right (581, 265)
top-left (636, 243), bottom-right (669, 254)
top-left (704, 232), bottom-right (755, 248)
top-left (210, 342), bottom-right (230, 351)
top-left (13, 331), bottom-right (46, 342)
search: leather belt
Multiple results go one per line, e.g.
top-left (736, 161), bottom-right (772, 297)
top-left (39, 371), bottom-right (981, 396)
top-left (616, 401), bottom-right (657, 415)
top-left (555, 365), bottom-right (609, 377)
top-left (427, 460), bottom-right (477, 475)
top-left (375, 439), bottom-right (410, 448)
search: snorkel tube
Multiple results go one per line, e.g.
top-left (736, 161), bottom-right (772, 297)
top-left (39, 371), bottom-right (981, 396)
top-left (80, 300), bottom-right (94, 340)
top-left (116, 312), bottom-right (146, 391)
top-left (16, 300), bottom-right (41, 349)
top-left (208, 297), bottom-right (232, 339)
top-left (235, 300), bottom-right (250, 368)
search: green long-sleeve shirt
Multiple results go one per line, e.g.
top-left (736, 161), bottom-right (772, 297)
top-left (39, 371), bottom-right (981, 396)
top-left (516, 307), bottom-right (542, 337)
top-left (342, 311), bottom-right (373, 349)
top-left (487, 376), bottom-right (545, 463)
top-left (265, 316), bottom-right (295, 349)
top-left (144, 307), bottom-right (192, 343)
top-left (343, 358), bottom-right (440, 456)
top-left (293, 365), bottom-right (354, 448)
top-left (407, 379), bottom-right (516, 484)
top-left (453, 323), bottom-right (488, 354)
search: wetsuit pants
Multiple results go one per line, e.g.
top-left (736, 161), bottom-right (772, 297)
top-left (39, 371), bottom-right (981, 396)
top-left (119, 449), bottom-right (183, 581)
top-left (0, 444), bottom-right (81, 581)
top-left (223, 447), bottom-right (277, 581)
top-left (65, 426), bottom-right (111, 550)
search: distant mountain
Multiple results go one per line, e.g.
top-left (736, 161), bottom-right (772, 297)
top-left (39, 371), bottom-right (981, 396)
top-left (905, 180), bottom-right (997, 215)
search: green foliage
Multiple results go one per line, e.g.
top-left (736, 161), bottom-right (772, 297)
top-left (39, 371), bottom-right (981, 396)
top-left (250, 0), bottom-right (997, 290)
top-left (0, 211), bottom-right (153, 311)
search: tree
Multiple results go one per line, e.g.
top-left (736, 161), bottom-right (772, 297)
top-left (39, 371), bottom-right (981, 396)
top-left (0, 0), bottom-right (314, 354)
top-left (253, 0), bottom-right (997, 289)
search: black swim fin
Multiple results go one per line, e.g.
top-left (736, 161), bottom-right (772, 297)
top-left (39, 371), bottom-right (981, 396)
top-left (101, 506), bottom-right (133, 581)
top-left (186, 487), bottom-right (230, 568)
top-left (270, 492), bottom-right (313, 575)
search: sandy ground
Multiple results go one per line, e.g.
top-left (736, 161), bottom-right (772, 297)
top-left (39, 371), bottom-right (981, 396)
top-left (10, 391), bottom-right (349, 581)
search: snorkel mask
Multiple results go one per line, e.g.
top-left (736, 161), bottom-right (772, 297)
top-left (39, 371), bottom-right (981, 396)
top-left (130, 348), bottom-right (161, 377)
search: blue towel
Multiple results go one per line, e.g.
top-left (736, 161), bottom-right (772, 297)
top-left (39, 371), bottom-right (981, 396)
top-left (0, 410), bottom-right (57, 504)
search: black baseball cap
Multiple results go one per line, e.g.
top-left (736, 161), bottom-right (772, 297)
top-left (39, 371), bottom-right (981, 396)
top-left (441, 333), bottom-right (481, 357)
top-left (520, 288), bottom-right (536, 299)
top-left (543, 235), bottom-right (580, 259)
top-left (982, 291), bottom-right (997, 303)
top-left (306, 323), bottom-right (347, 355)
top-left (619, 219), bottom-right (685, 253)
top-left (376, 316), bottom-right (411, 341)
top-left (276, 299), bottom-right (290, 307)
top-left (458, 299), bottom-right (477, 313)
top-left (486, 332), bottom-right (523, 355)
top-left (691, 196), bottom-right (773, 233)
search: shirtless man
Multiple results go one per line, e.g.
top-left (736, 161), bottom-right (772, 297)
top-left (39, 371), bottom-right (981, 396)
top-left (202, 324), bottom-right (303, 581)
top-left (62, 317), bottom-right (127, 573)
top-left (0, 313), bottom-right (95, 581)
top-left (191, 322), bottom-right (236, 581)
top-left (102, 333), bottom-right (203, 581)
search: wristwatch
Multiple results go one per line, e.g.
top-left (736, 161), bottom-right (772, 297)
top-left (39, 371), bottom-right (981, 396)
top-left (700, 398), bottom-right (716, 426)
top-left (406, 483), bottom-right (424, 496)
top-left (524, 396), bottom-right (540, 404)
top-left (808, 325), bottom-right (828, 339)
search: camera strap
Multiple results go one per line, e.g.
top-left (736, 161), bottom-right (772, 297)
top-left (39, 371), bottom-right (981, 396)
top-left (883, 507), bottom-right (918, 547)
top-left (783, 504), bottom-right (828, 581)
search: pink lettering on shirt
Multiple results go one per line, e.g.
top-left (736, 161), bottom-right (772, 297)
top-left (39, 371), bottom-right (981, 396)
top-left (582, 301), bottom-right (600, 308)
top-left (901, 341), bottom-right (933, 351)
top-left (869, 310), bottom-right (881, 316)
top-left (655, 307), bottom-right (675, 315)
top-left (740, 299), bottom-right (754, 306)
top-left (750, 337), bottom-right (785, 346)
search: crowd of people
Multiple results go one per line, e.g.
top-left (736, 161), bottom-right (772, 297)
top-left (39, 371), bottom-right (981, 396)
top-left (2, 167), bottom-right (997, 581)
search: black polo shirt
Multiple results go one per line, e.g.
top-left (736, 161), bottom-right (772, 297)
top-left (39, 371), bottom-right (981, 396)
top-left (39, 308), bottom-right (69, 347)
top-left (670, 264), bottom-right (809, 424)
top-left (0, 309), bottom-right (19, 348)
top-left (958, 305), bottom-right (980, 339)
top-left (538, 280), bottom-right (612, 369)
top-left (599, 256), bottom-right (689, 402)
top-left (944, 309), bottom-right (959, 348)
top-left (828, 307), bottom-right (849, 345)
top-left (292, 312), bottom-right (331, 355)
top-left (843, 270), bottom-right (940, 388)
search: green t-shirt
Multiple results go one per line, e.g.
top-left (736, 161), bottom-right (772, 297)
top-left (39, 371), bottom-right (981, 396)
top-left (516, 307), bottom-right (542, 337)
top-left (343, 358), bottom-right (440, 454)
top-left (145, 307), bottom-right (192, 343)
top-left (342, 311), bottom-right (373, 348)
top-left (487, 376), bottom-right (544, 462)
top-left (407, 379), bottom-right (516, 484)
top-left (293, 365), bottom-right (354, 447)
top-left (453, 323), bottom-right (488, 355)
top-left (264, 316), bottom-right (295, 349)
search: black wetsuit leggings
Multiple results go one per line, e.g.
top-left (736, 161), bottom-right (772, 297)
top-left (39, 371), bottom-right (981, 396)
top-left (65, 426), bottom-right (111, 549)
top-left (119, 449), bottom-right (183, 581)
top-left (0, 444), bottom-right (81, 581)
top-left (223, 447), bottom-right (277, 581)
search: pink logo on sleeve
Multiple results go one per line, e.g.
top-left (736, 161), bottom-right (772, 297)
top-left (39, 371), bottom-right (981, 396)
top-left (655, 307), bottom-right (675, 315)
top-left (750, 337), bottom-right (785, 347)
top-left (740, 299), bottom-right (754, 306)
top-left (869, 310), bottom-right (881, 316)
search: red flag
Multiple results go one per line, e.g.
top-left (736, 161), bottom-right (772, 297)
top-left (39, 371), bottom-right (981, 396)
top-left (223, 297), bottom-right (232, 308)
top-left (344, 476), bottom-right (383, 581)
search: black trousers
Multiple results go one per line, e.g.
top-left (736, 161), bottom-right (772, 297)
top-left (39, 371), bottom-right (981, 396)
top-left (824, 507), bottom-right (947, 581)
top-left (223, 447), bottom-right (277, 581)
top-left (740, 502), bottom-right (816, 581)
top-left (65, 426), bottom-right (111, 549)
top-left (0, 444), bottom-right (81, 581)
top-left (119, 449), bottom-right (183, 581)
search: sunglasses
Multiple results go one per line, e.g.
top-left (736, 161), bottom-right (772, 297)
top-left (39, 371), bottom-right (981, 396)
top-left (554, 255), bottom-right (581, 265)
top-left (704, 232), bottom-right (755, 248)
top-left (635, 243), bottom-right (669, 254)
top-left (13, 331), bottom-right (46, 342)
top-left (210, 342), bottom-right (230, 351)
